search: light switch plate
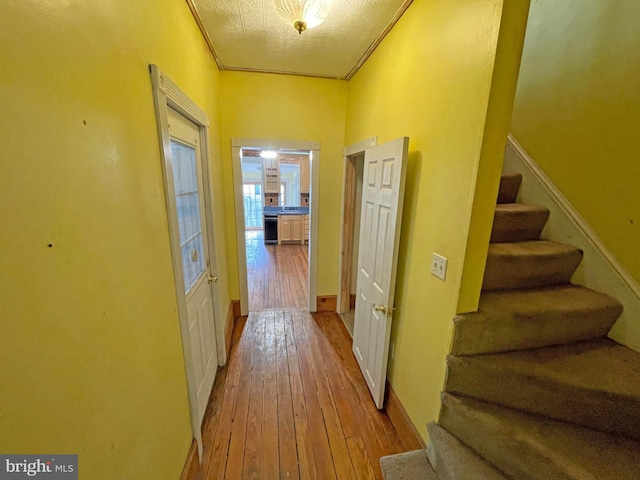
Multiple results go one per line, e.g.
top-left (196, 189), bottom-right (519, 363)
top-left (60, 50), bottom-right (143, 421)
top-left (431, 253), bottom-right (447, 280)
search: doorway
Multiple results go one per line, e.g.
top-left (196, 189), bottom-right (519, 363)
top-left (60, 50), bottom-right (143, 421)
top-left (232, 139), bottom-right (320, 316)
top-left (337, 137), bottom-right (377, 335)
top-left (150, 65), bottom-right (224, 457)
top-left (241, 148), bottom-right (310, 311)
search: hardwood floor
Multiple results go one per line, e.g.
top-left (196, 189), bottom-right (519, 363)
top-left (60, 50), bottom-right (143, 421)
top-left (246, 230), bottom-right (308, 311)
top-left (199, 309), bottom-right (411, 479)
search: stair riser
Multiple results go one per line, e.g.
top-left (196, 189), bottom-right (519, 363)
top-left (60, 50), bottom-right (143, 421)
top-left (497, 174), bottom-right (522, 204)
top-left (482, 249), bottom-right (582, 290)
top-left (451, 305), bottom-right (620, 355)
top-left (439, 393), bottom-right (640, 480)
top-left (380, 450), bottom-right (438, 480)
top-left (445, 357), bottom-right (640, 440)
top-left (439, 396), bottom-right (575, 480)
top-left (490, 209), bottom-right (549, 243)
top-left (426, 423), bottom-right (508, 480)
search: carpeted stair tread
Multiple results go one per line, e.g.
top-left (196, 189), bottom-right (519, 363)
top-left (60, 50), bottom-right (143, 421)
top-left (482, 241), bottom-right (583, 290)
top-left (439, 393), bottom-right (640, 480)
top-left (426, 422), bottom-right (509, 479)
top-left (497, 173), bottom-right (522, 204)
top-left (380, 449), bottom-right (438, 480)
top-left (490, 203), bottom-right (549, 243)
top-left (445, 338), bottom-right (640, 439)
top-left (451, 285), bottom-right (622, 355)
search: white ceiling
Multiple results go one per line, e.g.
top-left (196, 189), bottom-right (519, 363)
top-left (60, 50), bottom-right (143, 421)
top-left (190, 0), bottom-right (412, 79)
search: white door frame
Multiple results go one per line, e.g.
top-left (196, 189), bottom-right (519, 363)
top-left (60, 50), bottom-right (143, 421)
top-left (232, 138), bottom-right (320, 315)
top-left (150, 65), bottom-right (224, 457)
top-left (337, 137), bottom-right (377, 314)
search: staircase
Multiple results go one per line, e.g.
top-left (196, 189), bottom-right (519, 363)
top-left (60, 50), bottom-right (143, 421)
top-left (381, 173), bottom-right (640, 479)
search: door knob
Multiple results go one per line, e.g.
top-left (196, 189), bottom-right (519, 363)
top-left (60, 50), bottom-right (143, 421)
top-left (208, 274), bottom-right (218, 283)
top-left (372, 304), bottom-right (387, 314)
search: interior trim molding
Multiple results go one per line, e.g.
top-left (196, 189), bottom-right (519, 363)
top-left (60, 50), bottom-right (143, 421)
top-left (184, 0), bottom-right (414, 81)
top-left (180, 440), bottom-right (200, 480)
top-left (507, 133), bottom-right (640, 300)
top-left (506, 133), bottom-right (640, 351)
top-left (232, 299), bottom-right (242, 318)
top-left (384, 382), bottom-right (426, 451)
top-left (184, 0), bottom-right (224, 69)
top-left (225, 301), bottom-right (235, 358)
top-left (345, 0), bottom-right (415, 80)
top-left (343, 136), bottom-right (377, 157)
top-left (317, 295), bottom-right (337, 312)
top-left (151, 66), bottom-right (209, 127)
top-left (222, 65), bottom-right (341, 80)
top-left (231, 138), bottom-right (320, 150)
top-left (337, 137), bottom-right (377, 314)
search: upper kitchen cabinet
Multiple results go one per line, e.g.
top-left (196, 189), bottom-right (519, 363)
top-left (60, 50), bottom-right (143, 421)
top-left (262, 156), bottom-right (280, 193)
top-left (300, 157), bottom-right (310, 194)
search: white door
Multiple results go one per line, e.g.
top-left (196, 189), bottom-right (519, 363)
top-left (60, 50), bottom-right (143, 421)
top-left (168, 107), bottom-right (218, 424)
top-left (352, 137), bottom-right (409, 409)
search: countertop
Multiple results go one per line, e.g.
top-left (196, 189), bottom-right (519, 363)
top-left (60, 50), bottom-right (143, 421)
top-left (264, 206), bottom-right (309, 216)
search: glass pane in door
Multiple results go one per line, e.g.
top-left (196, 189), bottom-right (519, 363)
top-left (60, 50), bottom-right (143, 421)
top-left (171, 139), bottom-right (205, 293)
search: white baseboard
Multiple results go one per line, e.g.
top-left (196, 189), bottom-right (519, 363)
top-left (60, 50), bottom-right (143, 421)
top-left (505, 134), bottom-right (640, 352)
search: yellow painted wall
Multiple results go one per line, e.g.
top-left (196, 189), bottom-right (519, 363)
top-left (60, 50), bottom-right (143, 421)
top-left (458, 0), bottom-right (531, 312)
top-left (219, 71), bottom-right (348, 298)
top-left (511, 0), bottom-right (640, 285)
top-left (345, 0), bottom-right (528, 440)
top-left (0, 1), bottom-right (230, 478)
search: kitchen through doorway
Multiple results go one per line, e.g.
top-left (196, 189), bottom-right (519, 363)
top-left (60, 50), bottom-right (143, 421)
top-left (242, 148), bottom-right (309, 311)
top-left (232, 139), bottom-right (320, 315)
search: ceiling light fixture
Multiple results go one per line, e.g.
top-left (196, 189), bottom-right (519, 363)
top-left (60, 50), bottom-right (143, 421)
top-left (274, 0), bottom-right (330, 34)
top-left (260, 150), bottom-right (278, 159)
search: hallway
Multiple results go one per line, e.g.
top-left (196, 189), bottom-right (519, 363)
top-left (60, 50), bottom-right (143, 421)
top-left (246, 231), bottom-right (308, 311)
top-left (198, 309), bottom-right (411, 479)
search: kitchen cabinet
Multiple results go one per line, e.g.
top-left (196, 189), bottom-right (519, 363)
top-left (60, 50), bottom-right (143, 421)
top-left (263, 157), bottom-right (280, 193)
top-left (278, 215), bottom-right (303, 244)
top-left (304, 214), bottom-right (309, 243)
top-left (300, 157), bottom-right (310, 194)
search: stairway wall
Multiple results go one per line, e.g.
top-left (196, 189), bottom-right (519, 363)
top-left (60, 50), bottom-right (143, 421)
top-left (510, 0), bottom-right (640, 289)
top-left (504, 136), bottom-right (640, 352)
top-left (344, 0), bottom-right (531, 442)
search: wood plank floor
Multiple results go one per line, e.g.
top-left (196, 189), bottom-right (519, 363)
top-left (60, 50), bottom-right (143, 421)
top-left (199, 309), bottom-right (411, 479)
top-left (246, 230), bottom-right (308, 311)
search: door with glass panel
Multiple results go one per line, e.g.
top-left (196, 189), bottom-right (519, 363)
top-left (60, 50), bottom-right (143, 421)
top-left (167, 107), bottom-right (218, 424)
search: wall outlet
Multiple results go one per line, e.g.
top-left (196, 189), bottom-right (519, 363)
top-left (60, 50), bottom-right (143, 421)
top-left (431, 253), bottom-right (447, 280)
top-left (389, 342), bottom-right (395, 360)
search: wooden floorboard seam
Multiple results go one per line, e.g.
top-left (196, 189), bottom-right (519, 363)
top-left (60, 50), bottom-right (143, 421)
top-left (200, 309), bottom-right (412, 479)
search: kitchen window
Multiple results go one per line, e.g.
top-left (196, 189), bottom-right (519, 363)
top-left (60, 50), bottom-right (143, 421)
top-left (243, 182), bottom-right (263, 230)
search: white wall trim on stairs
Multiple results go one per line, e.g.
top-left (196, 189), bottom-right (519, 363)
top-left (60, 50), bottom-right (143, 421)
top-left (505, 134), bottom-right (640, 352)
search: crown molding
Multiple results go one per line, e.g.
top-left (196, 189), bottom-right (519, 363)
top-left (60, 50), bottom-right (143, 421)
top-left (345, 0), bottom-right (414, 80)
top-left (185, 0), bottom-right (224, 69)
top-left (185, 0), bottom-right (414, 80)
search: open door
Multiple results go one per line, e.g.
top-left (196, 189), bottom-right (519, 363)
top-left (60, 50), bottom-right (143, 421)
top-left (352, 137), bottom-right (409, 408)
